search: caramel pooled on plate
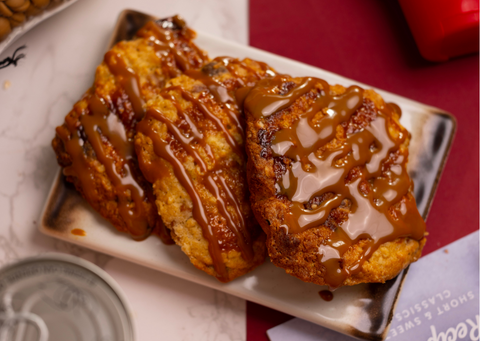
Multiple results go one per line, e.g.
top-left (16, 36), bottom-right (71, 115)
top-left (244, 76), bottom-right (426, 288)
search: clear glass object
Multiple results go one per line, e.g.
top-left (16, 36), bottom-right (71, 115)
top-left (0, 254), bottom-right (134, 341)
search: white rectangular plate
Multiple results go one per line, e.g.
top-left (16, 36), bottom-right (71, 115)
top-left (40, 10), bottom-right (456, 341)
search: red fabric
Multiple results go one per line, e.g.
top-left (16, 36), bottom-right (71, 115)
top-left (246, 302), bottom-right (294, 341)
top-left (247, 0), bottom-right (479, 340)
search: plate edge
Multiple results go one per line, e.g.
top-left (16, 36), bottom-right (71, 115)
top-left (37, 9), bottom-right (459, 340)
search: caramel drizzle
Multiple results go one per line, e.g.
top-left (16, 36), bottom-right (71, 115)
top-left (216, 56), bottom-right (276, 86)
top-left (136, 20), bottom-right (208, 75)
top-left (57, 93), bottom-right (150, 239)
top-left (136, 86), bottom-right (254, 282)
top-left (246, 76), bottom-right (425, 287)
top-left (104, 51), bottom-right (145, 120)
top-left (186, 57), bottom-right (276, 135)
top-left (186, 67), bottom-right (244, 135)
top-left (56, 20), bottom-right (203, 240)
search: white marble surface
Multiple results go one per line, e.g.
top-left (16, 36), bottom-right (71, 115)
top-left (0, 1), bottom-right (248, 340)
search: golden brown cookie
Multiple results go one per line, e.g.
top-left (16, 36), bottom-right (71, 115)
top-left (134, 58), bottom-right (275, 281)
top-left (52, 17), bottom-right (208, 241)
top-left (244, 76), bottom-right (426, 288)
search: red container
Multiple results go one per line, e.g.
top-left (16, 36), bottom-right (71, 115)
top-left (398, 0), bottom-right (479, 62)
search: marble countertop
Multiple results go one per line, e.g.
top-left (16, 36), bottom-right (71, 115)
top-left (0, 1), bottom-right (248, 340)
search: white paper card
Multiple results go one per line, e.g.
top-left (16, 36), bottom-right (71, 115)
top-left (267, 231), bottom-right (479, 341)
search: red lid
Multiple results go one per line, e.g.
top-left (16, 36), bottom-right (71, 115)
top-left (398, 0), bottom-right (479, 61)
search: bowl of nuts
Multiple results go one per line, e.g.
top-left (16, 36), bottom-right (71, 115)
top-left (0, 0), bottom-right (77, 55)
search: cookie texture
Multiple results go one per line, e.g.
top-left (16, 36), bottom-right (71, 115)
top-left (52, 17), bottom-right (208, 240)
top-left (134, 58), bottom-right (274, 281)
top-left (244, 76), bottom-right (426, 287)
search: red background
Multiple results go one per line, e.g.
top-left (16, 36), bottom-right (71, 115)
top-left (247, 1), bottom-right (479, 340)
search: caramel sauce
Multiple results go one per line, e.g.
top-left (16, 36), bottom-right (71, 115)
top-left (104, 51), bottom-right (145, 120)
top-left (57, 92), bottom-right (151, 239)
top-left (56, 20), bottom-right (205, 241)
top-left (186, 57), bottom-right (276, 135)
top-left (136, 84), bottom-right (255, 282)
top-left (153, 215), bottom-right (175, 245)
top-left (57, 19), bottom-right (273, 279)
top-left (71, 228), bottom-right (86, 236)
top-left (319, 290), bottom-right (334, 301)
top-left (215, 56), bottom-right (276, 87)
top-left (135, 57), bottom-right (277, 281)
top-left (245, 76), bottom-right (426, 287)
top-left (136, 19), bottom-right (208, 74)
top-left (186, 68), bottom-right (244, 135)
